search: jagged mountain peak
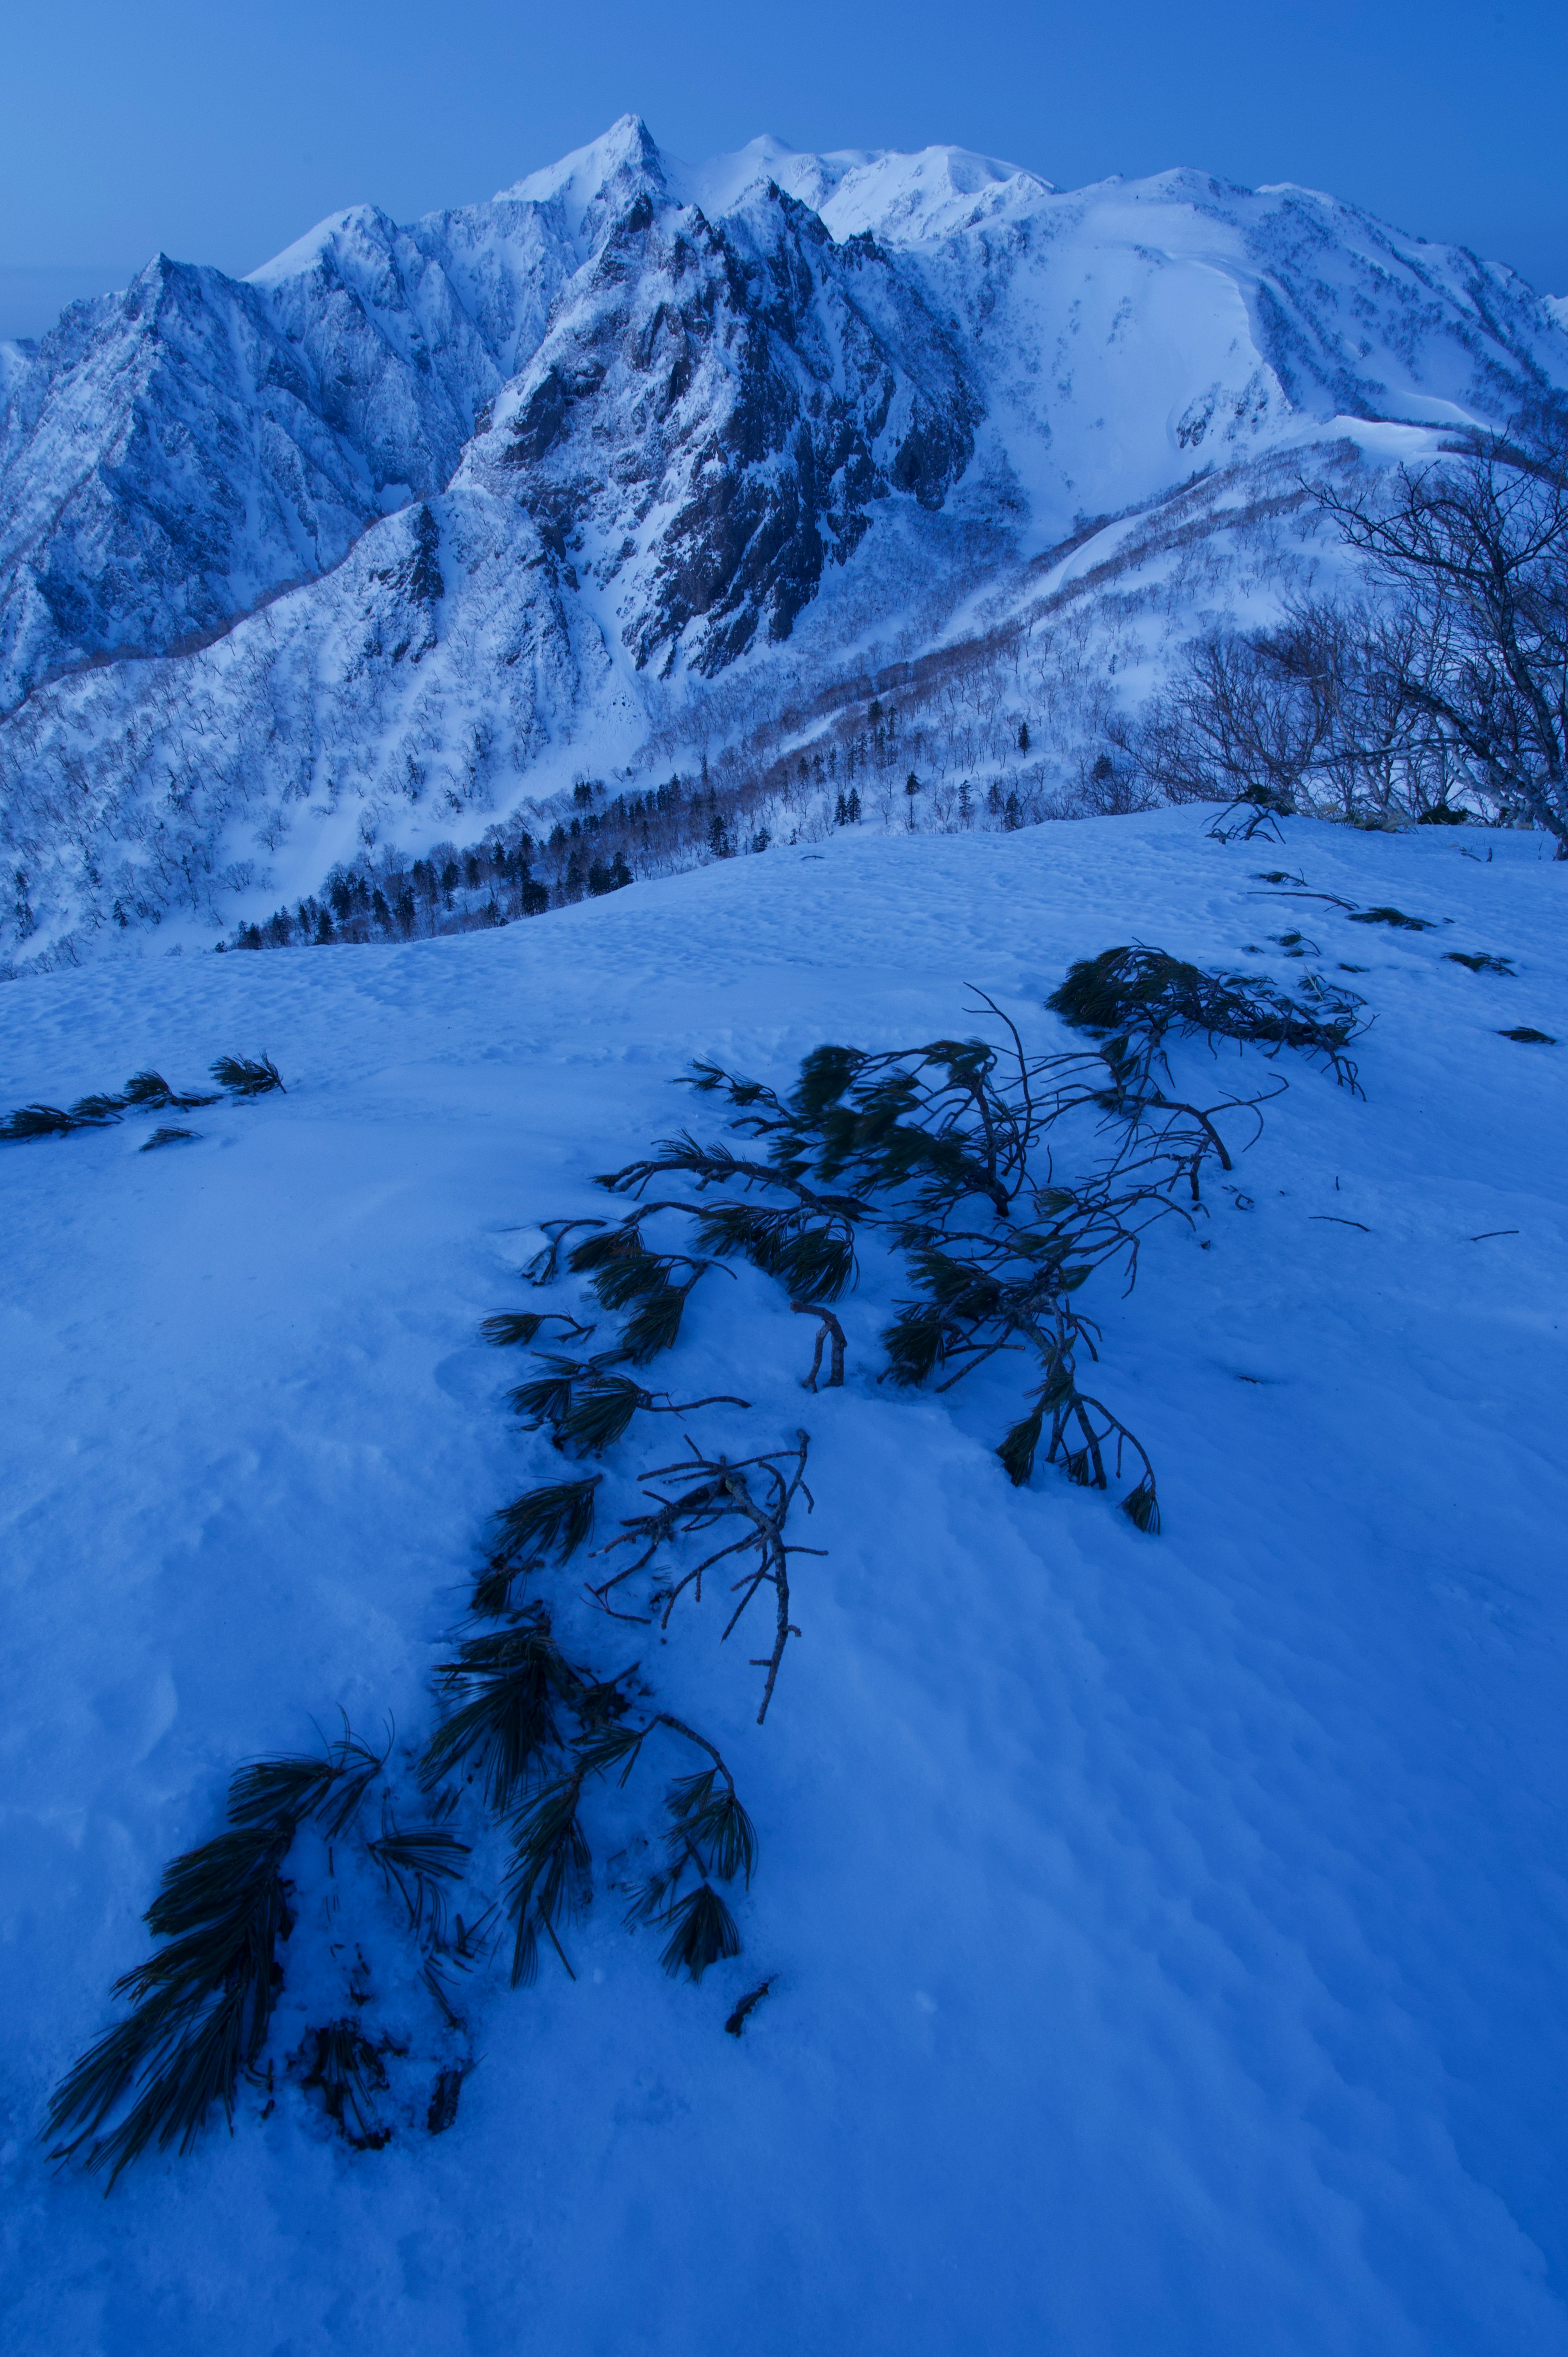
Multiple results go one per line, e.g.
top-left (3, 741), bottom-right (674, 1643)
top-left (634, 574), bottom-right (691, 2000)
top-left (500, 110), bottom-right (664, 200)
top-left (793, 145), bottom-right (1057, 246)
top-left (245, 200), bottom-right (405, 290)
top-left (492, 113), bottom-right (669, 256)
top-left (465, 168), bottom-right (977, 676)
top-left (662, 132), bottom-right (1055, 250)
top-left (243, 116), bottom-right (666, 315)
top-left (671, 132), bottom-right (806, 213)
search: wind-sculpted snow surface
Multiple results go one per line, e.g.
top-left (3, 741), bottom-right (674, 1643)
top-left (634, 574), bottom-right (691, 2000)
top-left (2, 114), bottom-right (1567, 968)
top-left (2, 810), bottom-right (1566, 2351)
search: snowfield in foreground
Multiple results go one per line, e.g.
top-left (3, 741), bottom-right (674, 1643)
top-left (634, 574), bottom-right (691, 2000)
top-left (1, 808), bottom-right (1565, 2354)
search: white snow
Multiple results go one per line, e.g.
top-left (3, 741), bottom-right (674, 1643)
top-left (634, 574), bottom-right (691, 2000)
top-left (673, 133), bottom-right (1054, 243)
top-left (243, 205), bottom-right (392, 289)
top-left (2, 806), bottom-right (1565, 2351)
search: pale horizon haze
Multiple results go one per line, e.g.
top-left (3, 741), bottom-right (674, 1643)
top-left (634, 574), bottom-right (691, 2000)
top-left (1, 0), bottom-right (1564, 343)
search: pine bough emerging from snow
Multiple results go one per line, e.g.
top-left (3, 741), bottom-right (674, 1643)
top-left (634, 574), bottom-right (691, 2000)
top-left (488, 954), bottom-right (1361, 1556)
top-left (417, 1603), bottom-right (758, 1990)
top-left (45, 1639), bottom-right (759, 2179)
top-left (1, 1055), bottom-right (284, 1144)
top-left (45, 1734), bottom-right (383, 2185)
top-left (47, 949), bottom-right (1364, 2182)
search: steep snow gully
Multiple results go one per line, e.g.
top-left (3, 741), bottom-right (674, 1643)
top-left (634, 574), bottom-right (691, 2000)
top-left (2, 809), bottom-right (1566, 2353)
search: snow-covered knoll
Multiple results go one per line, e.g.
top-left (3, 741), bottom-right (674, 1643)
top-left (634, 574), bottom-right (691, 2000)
top-left (1, 809), bottom-right (1565, 2352)
top-left (2, 116), bottom-right (1566, 973)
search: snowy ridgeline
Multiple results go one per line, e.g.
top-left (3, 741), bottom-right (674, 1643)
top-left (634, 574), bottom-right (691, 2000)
top-left (2, 115), bottom-right (1567, 970)
top-left (1, 806), bottom-right (1565, 2352)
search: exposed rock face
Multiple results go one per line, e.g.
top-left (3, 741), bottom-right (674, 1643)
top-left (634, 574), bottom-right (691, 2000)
top-left (1, 113), bottom-right (1566, 968)
top-left (471, 183), bottom-right (976, 675)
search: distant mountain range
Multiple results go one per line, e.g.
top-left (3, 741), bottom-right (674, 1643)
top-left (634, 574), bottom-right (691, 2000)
top-left (3, 114), bottom-right (1566, 968)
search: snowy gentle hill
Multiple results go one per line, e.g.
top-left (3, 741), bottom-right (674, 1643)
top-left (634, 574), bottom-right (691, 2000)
top-left (2, 115), bottom-right (1566, 969)
top-left (1, 807), bottom-right (1565, 2351)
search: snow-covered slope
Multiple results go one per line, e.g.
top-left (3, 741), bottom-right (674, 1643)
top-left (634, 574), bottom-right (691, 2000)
top-left (3, 117), bottom-right (1567, 969)
top-left (2, 808), bottom-right (1566, 2351)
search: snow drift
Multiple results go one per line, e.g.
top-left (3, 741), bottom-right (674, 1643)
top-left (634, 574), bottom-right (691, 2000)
top-left (1, 805), bottom-right (1565, 2350)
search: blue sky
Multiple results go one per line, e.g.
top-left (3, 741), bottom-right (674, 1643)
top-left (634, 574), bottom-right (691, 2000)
top-left (2, 0), bottom-right (1564, 340)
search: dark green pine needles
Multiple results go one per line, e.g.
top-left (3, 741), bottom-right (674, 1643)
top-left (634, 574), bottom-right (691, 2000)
top-left (414, 1599), bottom-right (760, 1988)
top-left (1046, 944), bottom-right (1366, 1077)
top-left (420, 1610), bottom-right (583, 1811)
top-left (507, 1721), bottom-right (757, 1987)
top-left (2, 1053), bottom-right (285, 1145)
top-left (45, 1733), bottom-right (382, 2185)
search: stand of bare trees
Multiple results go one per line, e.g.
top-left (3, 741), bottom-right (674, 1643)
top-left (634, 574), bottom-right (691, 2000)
top-left (1133, 428), bottom-right (1568, 851)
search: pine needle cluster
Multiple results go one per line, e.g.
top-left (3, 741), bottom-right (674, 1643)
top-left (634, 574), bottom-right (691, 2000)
top-left (413, 1598), bottom-right (758, 1989)
top-left (45, 1732), bottom-right (382, 2185)
top-left (2, 1054), bottom-right (285, 1146)
top-left (1046, 944), bottom-right (1367, 1081)
top-left (48, 1711), bottom-right (490, 2176)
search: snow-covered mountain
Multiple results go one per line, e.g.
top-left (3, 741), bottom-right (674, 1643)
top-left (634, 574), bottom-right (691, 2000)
top-left (2, 115), bottom-right (1566, 967)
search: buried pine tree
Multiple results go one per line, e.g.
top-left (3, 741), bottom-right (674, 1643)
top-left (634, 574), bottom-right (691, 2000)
top-left (493, 953), bottom-right (1367, 1555)
top-left (51, 946), bottom-right (1372, 2183)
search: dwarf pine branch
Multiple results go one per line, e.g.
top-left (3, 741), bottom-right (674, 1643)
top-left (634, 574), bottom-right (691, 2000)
top-left (588, 1434), bottom-right (814, 1723)
top-left (45, 1728), bottom-right (385, 2184)
top-left (123, 1070), bottom-right (222, 1111)
top-left (1047, 944), bottom-right (1367, 1090)
top-left (419, 1609), bottom-right (583, 1810)
top-left (508, 1357), bottom-right (750, 1457)
top-left (481, 1310), bottom-right (593, 1348)
top-left (520, 1218), bottom-right (608, 1285)
top-left (620, 1729), bottom-right (755, 1980)
top-left (506, 1707), bottom-right (757, 1987)
top-left (793, 1302), bottom-right (846, 1390)
top-left (209, 1055), bottom-right (285, 1097)
top-left (503, 954), bottom-right (1358, 1533)
top-left (488, 1476), bottom-right (601, 1573)
top-left (415, 1599), bottom-right (762, 1972)
top-left (2, 1053), bottom-right (286, 1146)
